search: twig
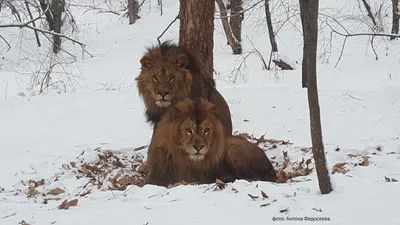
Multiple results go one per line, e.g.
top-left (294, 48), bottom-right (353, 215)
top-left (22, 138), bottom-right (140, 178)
top-left (0, 35), bottom-right (11, 51)
top-left (25, 0), bottom-right (41, 47)
top-left (1, 211), bottom-right (17, 219)
top-left (157, 14), bottom-right (179, 45)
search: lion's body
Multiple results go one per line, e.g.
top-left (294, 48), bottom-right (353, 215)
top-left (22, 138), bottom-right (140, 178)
top-left (145, 98), bottom-right (276, 187)
top-left (136, 41), bottom-right (232, 136)
top-left (146, 98), bottom-right (234, 187)
top-left (224, 135), bottom-right (277, 182)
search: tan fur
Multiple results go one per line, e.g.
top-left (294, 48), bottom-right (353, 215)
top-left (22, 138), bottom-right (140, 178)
top-left (146, 98), bottom-right (234, 187)
top-left (135, 41), bottom-right (233, 136)
top-left (224, 135), bottom-right (277, 182)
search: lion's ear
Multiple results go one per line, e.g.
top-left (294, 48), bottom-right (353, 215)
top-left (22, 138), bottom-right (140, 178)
top-left (140, 56), bottom-right (152, 70)
top-left (175, 55), bottom-right (189, 69)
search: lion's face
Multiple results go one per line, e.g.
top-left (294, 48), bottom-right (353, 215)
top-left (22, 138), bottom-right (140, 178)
top-left (177, 117), bottom-right (216, 161)
top-left (136, 48), bottom-right (193, 109)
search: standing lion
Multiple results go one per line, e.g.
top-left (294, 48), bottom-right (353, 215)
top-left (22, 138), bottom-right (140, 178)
top-left (135, 41), bottom-right (233, 136)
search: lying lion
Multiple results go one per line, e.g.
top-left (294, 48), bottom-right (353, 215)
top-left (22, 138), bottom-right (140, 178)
top-left (135, 41), bottom-right (232, 136)
top-left (145, 98), bottom-right (277, 187)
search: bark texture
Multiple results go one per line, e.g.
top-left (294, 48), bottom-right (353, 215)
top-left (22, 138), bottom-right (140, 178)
top-left (299, 0), bottom-right (333, 195)
top-left (265, 0), bottom-right (277, 52)
top-left (128, 0), bottom-right (140, 25)
top-left (391, 0), bottom-right (399, 40)
top-left (51, 0), bottom-right (65, 53)
top-left (179, 0), bottom-right (215, 78)
top-left (229, 0), bottom-right (243, 54)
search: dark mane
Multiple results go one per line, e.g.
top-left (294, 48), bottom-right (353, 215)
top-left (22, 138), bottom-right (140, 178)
top-left (142, 40), bottom-right (216, 127)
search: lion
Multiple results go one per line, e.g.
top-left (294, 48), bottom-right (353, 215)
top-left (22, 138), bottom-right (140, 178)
top-left (145, 98), bottom-right (276, 187)
top-left (135, 41), bottom-right (233, 136)
top-left (224, 135), bottom-right (277, 182)
top-left (145, 98), bottom-right (234, 187)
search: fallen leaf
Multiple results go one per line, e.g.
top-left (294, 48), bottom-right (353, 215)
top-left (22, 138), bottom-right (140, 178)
top-left (247, 193), bottom-right (259, 200)
top-left (335, 146), bottom-right (340, 152)
top-left (28, 179), bottom-right (45, 188)
top-left (331, 162), bottom-right (347, 174)
top-left (312, 207), bottom-right (322, 212)
top-left (215, 179), bottom-right (226, 190)
top-left (231, 188), bottom-right (239, 193)
top-left (280, 207), bottom-right (289, 213)
top-left (58, 199), bottom-right (78, 210)
top-left (275, 170), bottom-right (288, 183)
top-left (70, 162), bottom-right (76, 167)
top-left (376, 146), bottom-right (382, 151)
top-left (260, 203), bottom-right (271, 208)
top-left (47, 187), bottom-right (65, 195)
top-left (79, 190), bottom-right (91, 197)
top-left (18, 220), bottom-right (30, 225)
top-left (359, 156), bottom-right (369, 166)
top-left (27, 187), bottom-right (38, 197)
top-left (43, 197), bottom-right (61, 204)
top-left (384, 176), bottom-right (398, 182)
top-left (261, 190), bottom-right (269, 199)
top-left (347, 154), bottom-right (359, 158)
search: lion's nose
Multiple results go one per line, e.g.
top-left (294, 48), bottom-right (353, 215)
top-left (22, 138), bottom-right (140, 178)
top-left (193, 145), bottom-right (205, 152)
top-left (158, 91), bottom-right (169, 97)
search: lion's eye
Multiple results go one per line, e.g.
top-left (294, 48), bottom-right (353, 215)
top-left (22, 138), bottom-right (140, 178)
top-left (152, 76), bottom-right (158, 82)
top-left (185, 128), bottom-right (192, 134)
top-left (204, 128), bottom-right (210, 134)
top-left (169, 76), bottom-right (175, 82)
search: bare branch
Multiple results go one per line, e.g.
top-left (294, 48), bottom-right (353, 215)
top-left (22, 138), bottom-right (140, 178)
top-left (0, 35), bottom-right (11, 51)
top-left (157, 14), bottom-right (179, 45)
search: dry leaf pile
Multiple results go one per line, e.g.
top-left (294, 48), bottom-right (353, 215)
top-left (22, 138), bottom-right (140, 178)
top-left (10, 148), bottom-right (148, 208)
top-left (70, 150), bottom-right (147, 190)
top-left (331, 154), bottom-right (370, 175)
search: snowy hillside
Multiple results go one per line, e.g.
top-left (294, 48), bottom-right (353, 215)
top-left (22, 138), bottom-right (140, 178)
top-left (1, 0), bottom-right (399, 224)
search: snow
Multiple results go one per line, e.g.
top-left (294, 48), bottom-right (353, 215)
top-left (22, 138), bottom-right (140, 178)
top-left (1, 0), bottom-right (400, 224)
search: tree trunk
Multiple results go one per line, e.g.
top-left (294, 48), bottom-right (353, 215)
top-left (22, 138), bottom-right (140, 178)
top-left (128, 0), bottom-right (140, 25)
top-left (361, 0), bottom-right (378, 30)
top-left (179, 0), bottom-right (215, 78)
top-left (299, 0), bottom-right (307, 87)
top-left (215, 0), bottom-right (241, 54)
top-left (299, 0), bottom-right (333, 195)
top-left (265, 0), bottom-right (277, 52)
top-left (391, 0), bottom-right (399, 40)
top-left (229, 0), bottom-right (243, 54)
top-left (52, 0), bottom-right (65, 54)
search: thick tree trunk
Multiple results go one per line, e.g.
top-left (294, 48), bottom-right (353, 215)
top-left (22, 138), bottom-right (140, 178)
top-left (265, 0), bottom-right (277, 52)
top-left (299, 0), bottom-right (333, 195)
top-left (52, 0), bottom-right (65, 54)
top-left (215, 0), bottom-right (241, 54)
top-left (229, 0), bottom-right (243, 54)
top-left (179, 0), bottom-right (215, 78)
top-left (391, 0), bottom-right (399, 40)
top-left (128, 0), bottom-right (140, 25)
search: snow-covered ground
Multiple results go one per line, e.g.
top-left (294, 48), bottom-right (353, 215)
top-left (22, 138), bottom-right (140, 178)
top-left (1, 0), bottom-right (400, 224)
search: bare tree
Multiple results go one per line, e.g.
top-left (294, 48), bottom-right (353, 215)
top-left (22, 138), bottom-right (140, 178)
top-left (127, 0), bottom-right (140, 24)
top-left (229, 0), bottom-right (243, 54)
top-left (265, 0), bottom-right (277, 53)
top-left (52, 0), bottom-right (66, 53)
top-left (391, 0), bottom-right (399, 40)
top-left (215, 0), bottom-right (241, 54)
top-left (179, 0), bottom-right (215, 78)
top-left (299, 0), bottom-right (333, 195)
